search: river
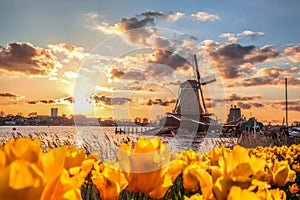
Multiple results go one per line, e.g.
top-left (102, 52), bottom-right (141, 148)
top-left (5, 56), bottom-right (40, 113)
top-left (0, 126), bottom-right (238, 160)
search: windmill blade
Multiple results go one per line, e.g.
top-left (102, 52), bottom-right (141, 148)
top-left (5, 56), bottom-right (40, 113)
top-left (193, 54), bottom-right (201, 83)
top-left (193, 54), bottom-right (207, 113)
top-left (199, 74), bottom-right (216, 85)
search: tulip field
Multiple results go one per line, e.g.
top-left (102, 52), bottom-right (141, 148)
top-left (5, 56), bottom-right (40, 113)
top-left (0, 137), bottom-right (299, 200)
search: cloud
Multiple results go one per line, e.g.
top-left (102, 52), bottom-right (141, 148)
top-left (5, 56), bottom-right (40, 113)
top-left (0, 42), bottom-right (58, 76)
top-left (204, 41), bottom-right (280, 79)
top-left (219, 33), bottom-right (238, 43)
top-left (93, 11), bottom-right (184, 47)
top-left (237, 30), bottom-right (264, 39)
top-left (27, 101), bottom-right (38, 105)
top-left (110, 68), bottom-right (125, 80)
top-left (87, 11), bottom-right (100, 19)
top-left (168, 12), bottom-right (185, 21)
top-left (63, 96), bottom-right (75, 104)
top-left (48, 43), bottom-right (86, 63)
top-left (25, 96), bottom-right (74, 105)
top-left (123, 71), bottom-right (146, 80)
top-left (227, 93), bottom-right (261, 101)
top-left (227, 75), bottom-right (300, 87)
top-left (93, 95), bottom-right (130, 105)
top-left (290, 106), bottom-right (300, 112)
top-left (252, 103), bottom-right (264, 108)
top-left (269, 99), bottom-right (300, 112)
top-left (147, 49), bottom-right (191, 76)
top-left (109, 68), bottom-right (146, 81)
top-left (257, 66), bottom-right (298, 78)
top-left (283, 45), bottom-right (300, 62)
top-left (145, 98), bottom-right (176, 106)
top-left (237, 102), bottom-right (251, 109)
top-left (191, 12), bottom-right (220, 21)
top-left (39, 100), bottom-right (55, 104)
top-left (220, 30), bottom-right (265, 42)
top-left (0, 92), bottom-right (19, 99)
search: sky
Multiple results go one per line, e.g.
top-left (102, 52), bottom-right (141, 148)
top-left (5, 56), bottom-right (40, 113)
top-left (0, 0), bottom-right (300, 124)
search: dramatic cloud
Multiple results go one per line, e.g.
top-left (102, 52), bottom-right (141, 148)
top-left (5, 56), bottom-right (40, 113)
top-left (257, 66), bottom-right (298, 78)
top-left (290, 106), bottom-right (300, 112)
top-left (227, 76), bottom-right (274, 87)
top-left (147, 49), bottom-right (191, 76)
top-left (227, 93), bottom-right (261, 101)
top-left (0, 92), bottom-right (19, 99)
top-left (94, 22), bottom-right (121, 35)
top-left (110, 69), bottom-right (125, 80)
top-left (0, 42), bottom-right (58, 76)
top-left (227, 66), bottom-right (300, 87)
top-left (283, 46), bottom-right (300, 62)
top-left (25, 96), bottom-right (74, 105)
top-left (91, 11), bottom-right (200, 78)
top-left (109, 68), bottom-right (146, 81)
top-left (93, 10), bottom-right (185, 47)
top-left (269, 100), bottom-right (300, 112)
top-left (252, 103), bottom-right (264, 108)
top-left (204, 41), bottom-right (280, 79)
top-left (39, 100), bottom-right (55, 104)
top-left (123, 71), bottom-right (146, 80)
top-left (145, 98), bottom-right (176, 106)
top-left (237, 102), bottom-right (251, 109)
top-left (63, 96), bottom-right (75, 104)
top-left (93, 95), bottom-right (130, 105)
top-left (27, 101), bottom-right (38, 105)
top-left (48, 43), bottom-right (86, 61)
top-left (191, 12), bottom-right (220, 21)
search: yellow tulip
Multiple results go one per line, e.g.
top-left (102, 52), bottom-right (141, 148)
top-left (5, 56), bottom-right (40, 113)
top-left (167, 158), bottom-right (185, 182)
top-left (0, 138), bottom-right (94, 200)
top-left (207, 146), bottom-right (223, 166)
top-left (183, 162), bottom-right (213, 199)
top-left (3, 138), bottom-right (42, 165)
top-left (228, 186), bottom-right (276, 200)
top-left (211, 145), bottom-right (270, 200)
top-left (0, 160), bottom-right (45, 200)
top-left (269, 188), bottom-right (286, 200)
top-left (40, 145), bottom-right (92, 200)
top-left (228, 186), bottom-right (260, 200)
top-left (271, 160), bottom-right (296, 186)
top-left (180, 149), bottom-right (202, 166)
top-left (0, 149), bottom-right (6, 168)
top-left (41, 169), bottom-right (82, 200)
top-left (64, 146), bottom-right (86, 170)
top-left (117, 137), bottom-right (174, 199)
top-left (92, 161), bottom-right (127, 200)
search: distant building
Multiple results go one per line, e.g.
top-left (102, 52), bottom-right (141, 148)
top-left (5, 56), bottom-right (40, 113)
top-left (226, 105), bottom-right (241, 123)
top-left (51, 108), bottom-right (58, 118)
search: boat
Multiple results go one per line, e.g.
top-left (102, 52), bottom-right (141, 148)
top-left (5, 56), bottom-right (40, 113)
top-left (144, 55), bottom-right (219, 137)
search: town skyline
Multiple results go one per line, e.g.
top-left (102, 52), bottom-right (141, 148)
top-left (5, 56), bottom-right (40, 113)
top-left (0, 0), bottom-right (299, 124)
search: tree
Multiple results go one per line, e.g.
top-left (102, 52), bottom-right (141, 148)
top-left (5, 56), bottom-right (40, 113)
top-left (142, 117), bottom-right (149, 124)
top-left (0, 111), bottom-right (5, 117)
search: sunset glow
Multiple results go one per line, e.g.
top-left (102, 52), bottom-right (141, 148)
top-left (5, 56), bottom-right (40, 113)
top-left (0, 0), bottom-right (299, 124)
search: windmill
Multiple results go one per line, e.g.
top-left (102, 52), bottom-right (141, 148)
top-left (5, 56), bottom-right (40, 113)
top-left (153, 54), bottom-right (217, 136)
